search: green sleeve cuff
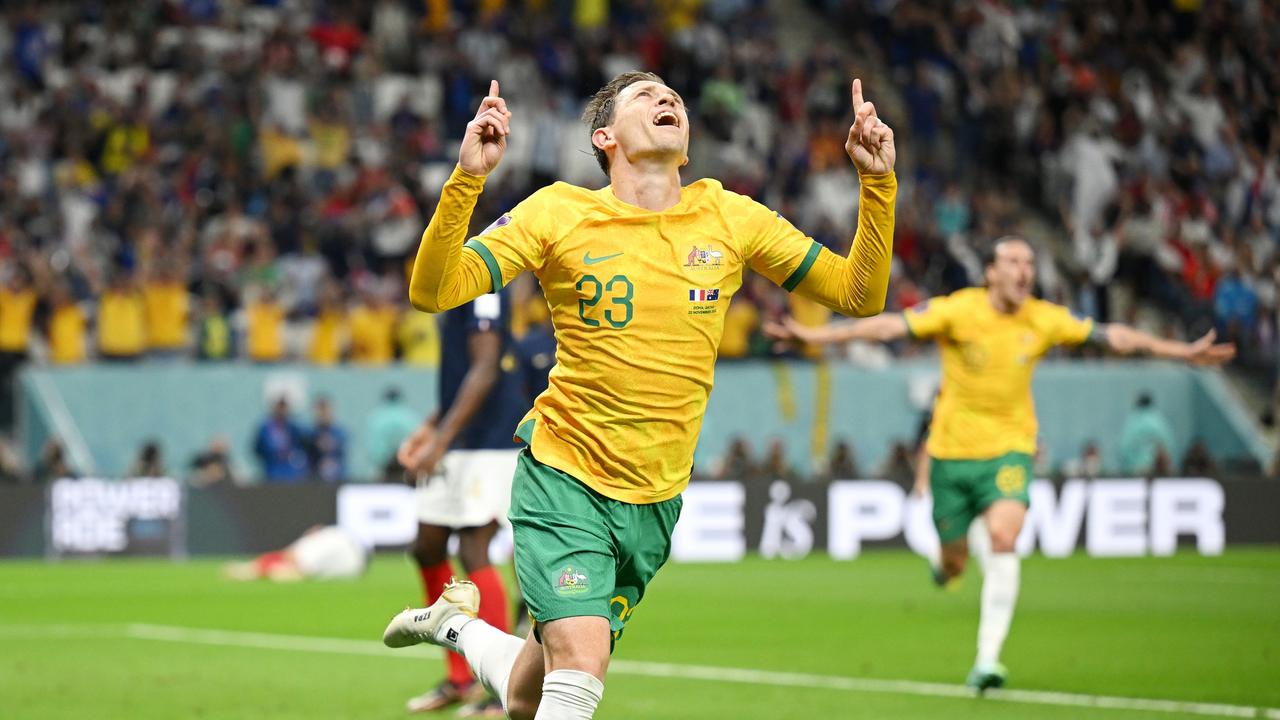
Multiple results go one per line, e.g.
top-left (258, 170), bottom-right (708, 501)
top-left (782, 241), bottom-right (823, 292)
top-left (464, 239), bottom-right (503, 293)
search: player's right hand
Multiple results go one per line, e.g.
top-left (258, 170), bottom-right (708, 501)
top-left (459, 79), bottom-right (511, 177)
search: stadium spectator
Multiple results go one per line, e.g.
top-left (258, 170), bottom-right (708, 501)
top-left (306, 396), bottom-right (348, 483)
top-left (34, 439), bottom-right (74, 484)
top-left (307, 282), bottom-right (348, 365)
top-left (252, 397), bottom-right (309, 483)
top-left (1181, 439), bottom-right (1217, 477)
top-left (245, 288), bottom-right (287, 363)
top-left (762, 438), bottom-right (799, 483)
top-left (0, 267), bottom-right (37, 426)
top-left (365, 387), bottom-right (420, 481)
top-left (47, 282), bottom-right (87, 365)
top-left (396, 299), bottom-right (441, 366)
top-left (881, 441), bottom-right (917, 487)
top-left (129, 440), bottom-right (167, 478)
top-left (348, 287), bottom-right (397, 365)
top-left (195, 293), bottom-right (234, 362)
top-left (714, 436), bottom-right (759, 481)
top-left (189, 436), bottom-right (236, 488)
top-left (1120, 392), bottom-right (1177, 476)
top-left (1062, 440), bottom-right (1104, 480)
top-left (142, 260), bottom-right (191, 358)
top-left (825, 438), bottom-right (860, 481)
top-left (97, 272), bottom-right (147, 362)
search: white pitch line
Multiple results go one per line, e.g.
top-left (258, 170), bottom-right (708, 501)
top-left (6, 623), bottom-right (1276, 719)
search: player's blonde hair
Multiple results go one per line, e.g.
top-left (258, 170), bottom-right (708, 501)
top-left (582, 71), bottom-right (667, 177)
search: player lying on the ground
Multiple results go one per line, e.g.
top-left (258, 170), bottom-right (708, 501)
top-left (223, 525), bottom-right (368, 582)
top-left (381, 70), bottom-right (896, 720)
top-left (766, 236), bottom-right (1235, 692)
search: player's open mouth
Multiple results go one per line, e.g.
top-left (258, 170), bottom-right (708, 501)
top-left (653, 111), bottom-right (680, 128)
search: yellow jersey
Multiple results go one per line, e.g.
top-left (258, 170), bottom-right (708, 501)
top-left (410, 166), bottom-right (896, 503)
top-left (0, 288), bottom-right (36, 352)
top-left (246, 301), bottom-right (286, 361)
top-left (349, 304), bottom-right (397, 365)
top-left (397, 309), bottom-right (440, 366)
top-left (49, 304), bottom-right (87, 364)
top-left (308, 309), bottom-right (347, 365)
top-left (903, 287), bottom-right (1095, 459)
top-left (98, 290), bottom-right (146, 357)
top-left (143, 282), bottom-right (189, 350)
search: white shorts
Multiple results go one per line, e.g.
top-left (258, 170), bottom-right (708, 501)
top-left (290, 526), bottom-right (368, 579)
top-left (416, 449), bottom-right (519, 529)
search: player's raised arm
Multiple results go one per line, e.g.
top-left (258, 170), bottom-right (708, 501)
top-left (764, 313), bottom-right (908, 345)
top-left (409, 80), bottom-right (514, 313)
top-left (748, 78), bottom-right (897, 318)
top-left (1101, 325), bottom-right (1236, 366)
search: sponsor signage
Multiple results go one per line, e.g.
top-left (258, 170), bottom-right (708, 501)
top-left (47, 477), bottom-right (185, 558)
top-left (674, 478), bottom-right (1230, 561)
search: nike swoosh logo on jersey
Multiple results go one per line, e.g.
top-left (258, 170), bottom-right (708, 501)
top-left (583, 251), bottom-right (624, 265)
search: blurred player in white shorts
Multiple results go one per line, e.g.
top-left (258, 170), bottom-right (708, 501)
top-left (414, 450), bottom-right (517, 531)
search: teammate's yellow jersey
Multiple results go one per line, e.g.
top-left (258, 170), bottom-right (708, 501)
top-left (410, 166), bottom-right (896, 504)
top-left (903, 287), bottom-right (1095, 460)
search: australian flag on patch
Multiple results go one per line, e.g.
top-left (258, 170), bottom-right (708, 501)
top-left (689, 288), bottom-right (720, 302)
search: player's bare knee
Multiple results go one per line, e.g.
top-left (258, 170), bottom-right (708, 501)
top-left (989, 528), bottom-right (1018, 553)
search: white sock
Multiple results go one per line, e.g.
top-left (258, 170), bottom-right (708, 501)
top-left (976, 553), bottom-right (1020, 666)
top-left (534, 669), bottom-right (604, 719)
top-left (968, 517), bottom-right (992, 575)
top-left (444, 617), bottom-right (525, 710)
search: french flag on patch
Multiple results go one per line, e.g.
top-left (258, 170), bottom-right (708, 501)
top-left (689, 288), bottom-right (720, 302)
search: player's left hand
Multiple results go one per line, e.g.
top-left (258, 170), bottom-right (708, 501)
top-left (1182, 329), bottom-right (1236, 366)
top-left (845, 78), bottom-right (895, 175)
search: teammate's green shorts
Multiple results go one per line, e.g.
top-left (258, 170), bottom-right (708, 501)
top-left (930, 451), bottom-right (1032, 543)
top-left (508, 447), bottom-right (682, 644)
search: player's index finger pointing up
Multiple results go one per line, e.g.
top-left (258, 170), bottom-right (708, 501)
top-left (851, 78), bottom-right (863, 110)
top-left (490, 79), bottom-right (500, 97)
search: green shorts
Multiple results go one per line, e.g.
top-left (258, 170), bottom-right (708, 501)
top-left (508, 447), bottom-right (683, 644)
top-left (930, 451), bottom-right (1032, 544)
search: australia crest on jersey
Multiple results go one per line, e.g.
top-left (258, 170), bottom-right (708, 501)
top-left (555, 566), bottom-right (590, 595)
top-left (685, 245), bottom-right (723, 268)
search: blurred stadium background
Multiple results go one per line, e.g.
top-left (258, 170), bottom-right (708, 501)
top-left (0, 0), bottom-right (1278, 718)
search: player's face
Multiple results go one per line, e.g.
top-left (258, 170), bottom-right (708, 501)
top-left (602, 81), bottom-right (690, 168)
top-left (987, 240), bottom-right (1035, 308)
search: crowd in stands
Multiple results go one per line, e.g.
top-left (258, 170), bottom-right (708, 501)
top-left (0, 0), bottom-right (1277, 488)
top-left (1, 0), bottom-right (1275, 373)
top-left (811, 0), bottom-right (1280, 371)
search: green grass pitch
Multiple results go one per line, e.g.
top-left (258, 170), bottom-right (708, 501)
top-left (1, 549), bottom-right (1277, 719)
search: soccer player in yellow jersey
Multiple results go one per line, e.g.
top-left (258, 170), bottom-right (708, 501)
top-left (383, 71), bottom-right (898, 720)
top-left (767, 236), bottom-right (1234, 692)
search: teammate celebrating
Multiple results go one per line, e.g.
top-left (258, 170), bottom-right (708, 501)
top-left (396, 289), bottom-right (527, 716)
top-left (382, 72), bottom-right (897, 720)
top-left (766, 236), bottom-right (1234, 692)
